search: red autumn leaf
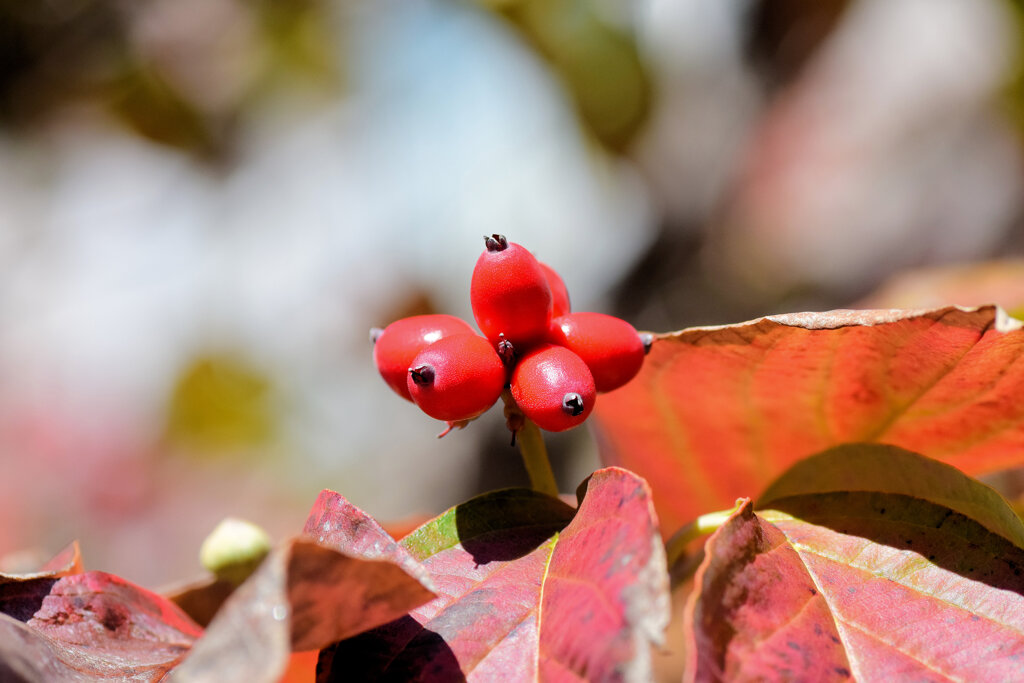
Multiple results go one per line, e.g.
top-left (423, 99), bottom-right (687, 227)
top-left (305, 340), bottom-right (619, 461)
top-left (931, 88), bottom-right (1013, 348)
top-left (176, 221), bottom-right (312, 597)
top-left (591, 305), bottom-right (1024, 535)
top-left (303, 489), bottom-right (435, 591)
top-left (0, 571), bottom-right (202, 681)
top-left (317, 467), bottom-right (670, 682)
top-left (686, 447), bottom-right (1024, 682)
top-left (171, 494), bottom-right (437, 683)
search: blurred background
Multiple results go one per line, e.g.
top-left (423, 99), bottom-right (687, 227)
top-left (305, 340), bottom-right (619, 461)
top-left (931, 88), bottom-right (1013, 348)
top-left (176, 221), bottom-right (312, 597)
top-left (2, 0), bottom-right (1024, 587)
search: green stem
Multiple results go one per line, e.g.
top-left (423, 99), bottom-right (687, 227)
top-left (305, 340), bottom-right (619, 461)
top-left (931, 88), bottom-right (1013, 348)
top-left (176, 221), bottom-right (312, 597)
top-left (516, 417), bottom-right (559, 496)
top-left (665, 499), bottom-right (746, 570)
top-left (502, 390), bottom-right (559, 496)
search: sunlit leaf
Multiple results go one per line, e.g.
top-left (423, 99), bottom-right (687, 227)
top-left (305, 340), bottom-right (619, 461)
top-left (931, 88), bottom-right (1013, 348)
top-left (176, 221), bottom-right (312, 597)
top-left (687, 456), bottom-right (1024, 682)
top-left (592, 305), bottom-right (1024, 535)
top-left (318, 467), bottom-right (669, 682)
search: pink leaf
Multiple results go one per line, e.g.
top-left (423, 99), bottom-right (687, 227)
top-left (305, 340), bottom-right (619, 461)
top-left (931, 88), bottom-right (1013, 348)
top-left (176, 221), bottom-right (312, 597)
top-left (0, 571), bottom-right (202, 681)
top-left (687, 448), bottom-right (1024, 682)
top-left (319, 468), bottom-right (669, 682)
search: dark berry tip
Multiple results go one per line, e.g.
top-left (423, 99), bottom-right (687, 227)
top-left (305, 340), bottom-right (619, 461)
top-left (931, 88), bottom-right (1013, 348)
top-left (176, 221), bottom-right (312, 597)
top-left (562, 392), bottom-right (585, 417)
top-left (640, 333), bottom-right (654, 355)
top-left (497, 333), bottom-right (516, 365)
top-left (484, 234), bottom-right (509, 252)
top-left (369, 327), bottom-right (384, 344)
top-left (410, 364), bottom-right (435, 386)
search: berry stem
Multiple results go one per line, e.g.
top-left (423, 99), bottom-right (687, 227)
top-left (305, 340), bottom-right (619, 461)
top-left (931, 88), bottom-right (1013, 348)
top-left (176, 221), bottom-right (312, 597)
top-left (501, 390), bottom-right (558, 497)
top-left (664, 499), bottom-right (751, 585)
top-left (516, 418), bottom-right (559, 497)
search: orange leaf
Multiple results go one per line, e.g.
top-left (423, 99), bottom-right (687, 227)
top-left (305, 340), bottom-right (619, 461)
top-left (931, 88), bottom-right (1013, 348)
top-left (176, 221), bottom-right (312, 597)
top-left (592, 305), bottom-right (1024, 535)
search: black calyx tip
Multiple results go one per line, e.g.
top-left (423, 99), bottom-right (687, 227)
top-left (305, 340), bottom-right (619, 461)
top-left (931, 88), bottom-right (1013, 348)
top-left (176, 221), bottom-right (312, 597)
top-left (484, 234), bottom-right (509, 252)
top-left (640, 333), bottom-right (654, 355)
top-left (370, 327), bottom-right (384, 344)
top-left (410, 364), bottom-right (435, 387)
top-left (562, 392), bottom-right (585, 417)
top-left (497, 333), bottom-right (515, 365)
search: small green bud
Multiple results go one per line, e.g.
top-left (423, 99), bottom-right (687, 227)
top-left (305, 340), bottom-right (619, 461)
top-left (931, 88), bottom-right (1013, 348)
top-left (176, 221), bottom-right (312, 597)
top-left (199, 517), bottom-right (272, 586)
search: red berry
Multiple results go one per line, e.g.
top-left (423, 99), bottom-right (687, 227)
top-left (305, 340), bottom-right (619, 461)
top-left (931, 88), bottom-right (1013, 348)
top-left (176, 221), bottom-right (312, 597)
top-left (372, 314), bottom-right (475, 401)
top-left (407, 334), bottom-right (506, 422)
top-left (471, 234), bottom-right (553, 348)
top-left (540, 262), bottom-right (571, 318)
top-left (547, 312), bottom-right (645, 393)
top-left (511, 344), bottom-right (596, 432)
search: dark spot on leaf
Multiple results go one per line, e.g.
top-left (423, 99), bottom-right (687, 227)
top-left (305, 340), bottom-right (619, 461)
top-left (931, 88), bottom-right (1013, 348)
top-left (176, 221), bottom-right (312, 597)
top-left (971, 615), bottom-right (980, 621)
top-left (808, 588), bottom-right (817, 596)
top-left (835, 667), bottom-right (851, 677)
top-left (904, 539), bottom-right (913, 546)
top-left (830, 635), bottom-right (841, 644)
top-left (847, 587), bottom-right (856, 595)
top-left (928, 555), bottom-right (936, 561)
top-left (879, 508), bottom-right (886, 515)
top-left (101, 608), bottom-right (127, 632)
top-left (786, 641), bottom-right (801, 651)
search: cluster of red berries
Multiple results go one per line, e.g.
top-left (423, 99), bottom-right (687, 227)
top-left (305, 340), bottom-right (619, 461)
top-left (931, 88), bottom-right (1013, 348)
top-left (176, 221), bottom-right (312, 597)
top-left (372, 235), bottom-right (651, 434)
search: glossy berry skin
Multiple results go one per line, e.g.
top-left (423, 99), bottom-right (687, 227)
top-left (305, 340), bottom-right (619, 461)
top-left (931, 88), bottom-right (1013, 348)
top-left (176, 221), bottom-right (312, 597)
top-left (511, 344), bottom-right (596, 432)
top-left (373, 314), bottom-right (475, 401)
top-left (406, 334), bottom-right (506, 422)
top-left (547, 312), bottom-right (645, 393)
top-left (540, 262), bottom-right (571, 318)
top-left (471, 235), bottom-right (553, 348)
